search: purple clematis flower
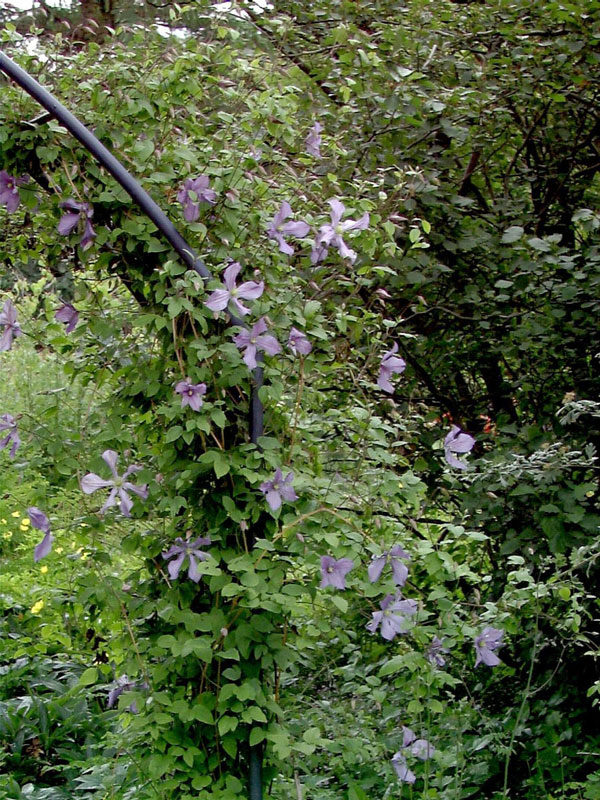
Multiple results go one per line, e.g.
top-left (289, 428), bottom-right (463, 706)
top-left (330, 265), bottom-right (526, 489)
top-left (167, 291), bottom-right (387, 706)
top-left (28, 507), bottom-right (54, 562)
top-left (81, 450), bottom-right (148, 517)
top-left (377, 343), bottom-right (406, 393)
top-left (311, 199), bottom-right (370, 265)
top-left (58, 199), bottom-right (96, 250)
top-left (427, 636), bottom-right (449, 668)
top-left (0, 171), bottom-right (28, 213)
top-left (260, 468), bottom-right (297, 511)
top-left (55, 302), bottom-right (79, 333)
top-left (205, 262), bottom-right (264, 318)
top-left (288, 327), bottom-right (312, 356)
top-left (267, 202), bottom-right (310, 255)
top-left (162, 535), bottom-right (211, 582)
top-left (368, 545), bottom-right (410, 586)
top-left (320, 556), bottom-right (354, 590)
top-left (107, 674), bottom-right (147, 713)
top-left (175, 379), bottom-right (207, 411)
top-left (367, 594), bottom-right (417, 640)
top-left (233, 317), bottom-right (281, 369)
top-left (474, 626), bottom-right (504, 667)
top-left (392, 728), bottom-right (435, 784)
top-left (0, 299), bottom-right (22, 351)
top-left (444, 425), bottom-right (476, 470)
top-left (0, 413), bottom-right (20, 457)
top-left (402, 727), bottom-right (435, 760)
top-left (177, 175), bottom-right (217, 222)
top-left (305, 121), bottom-right (322, 158)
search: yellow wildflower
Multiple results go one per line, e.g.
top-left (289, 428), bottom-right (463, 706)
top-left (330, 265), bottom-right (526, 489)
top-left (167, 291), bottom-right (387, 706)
top-left (56, 546), bottom-right (64, 554)
top-left (0, 518), bottom-right (6, 524)
top-left (31, 600), bottom-right (44, 614)
top-left (19, 524), bottom-right (28, 532)
top-left (11, 511), bottom-right (21, 518)
top-left (2, 531), bottom-right (12, 540)
top-left (21, 518), bottom-right (31, 527)
top-left (40, 565), bottom-right (48, 574)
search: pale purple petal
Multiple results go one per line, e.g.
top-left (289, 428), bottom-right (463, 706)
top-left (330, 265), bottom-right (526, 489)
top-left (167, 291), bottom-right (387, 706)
top-left (123, 481), bottom-right (148, 500)
top-left (340, 212), bottom-right (370, 232)
top-left (288, 327), bottom-right (312, 356)
top-left (391, 753), bottom-right (415, 784)
top-left (242, 343), bottom-right (258, 368)
top-left (205, 288), bottom-right (231, 312)
top-left (167, 550), bottom-right (186, 581)
top-left (265, 489), bottom-right (281, 511)
top-left (368, 556), bottom-right (386, 583)
top-left (366, 611), bottom-right (384, 634)
top-left (237, 280), bottom-right (264, 301)
top-left (34, 531), bottom-right (54, 562)
top-left (305, 122), bottom-right (322, 157)
top-left (272, 231), bottom-right (294, 255)
top-left (281, 220), bottom-right (310, 238)
top-left (256, 333), bottom-right (281, 357)
top-left (188, 554), bottom-right (202, 582)
top-left (81, 473), bottom-right (113, 494)
top-left (328, 199), bottom-right (345, 226)
top-left (390, 559), bottom-right (409, 586)
top-left (57, 211), bottom-right (81, 236)
top-left (27, 507), bottom-right (50, 533)
top-left (402, 727), bottom-right (416, 748)
top-left (101, 450), bottom-right (120, 478)
top-left (100, 487), bottom-right (119, 513)
top-left (223, 262), bottom-right (242, 291)
top-left (272, 201), bottom-right (291, 228)
top-left (55, 303), bottom-right (79, 333)
top-left (118, 488), bottom-right (133, 517)
top-left (411, 739), bottom-right (435, 760)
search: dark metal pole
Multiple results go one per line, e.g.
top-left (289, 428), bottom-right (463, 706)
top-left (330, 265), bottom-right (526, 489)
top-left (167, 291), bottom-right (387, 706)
top-left (0, 49), bottom-right (262, 800)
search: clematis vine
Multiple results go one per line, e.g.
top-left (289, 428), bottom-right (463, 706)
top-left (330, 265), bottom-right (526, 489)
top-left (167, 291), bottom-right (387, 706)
top-left (260, 468), bottom-right (297, 511)
top-left (368, 544), bottom-right (410, 586)
top-left (177, 175), bottom-right (217, 222)
top-left (175, 379), bottom-right (207, 411)
top-left (305, 121), bottom-right (322, 157)
top-left (0, 413), bottom-right (20, 457)
top-left (55, 302), bottom-right (79, 333)
top-left (233, 317), bottom-right (281, 369)
top-left (474, 626), bottom-right (504, 667)
top-left (28, 507), bottom-right (53, 562)
top-left (81, 450), bottom-right (148, 517)
top-left (288, 327), bottom-right (312, 356)
top-left (367, 594), bottom-right (417, 640)
top-left (266, 202), bottom-right (310, 255)
top-left (0, 299), bottom-right (22, 351)
top-left (444, 425), bottom-right (476, 470)
top-left (205, 262), bottom-right (264, 318)
top-left (162, 536), bottom-right (211, 582)
top-left (320, 556), bottom-right (354, 590)
top-left (377, 343), bottom-right (406, 393)
top-left (311, 199), bottom-right (370, 264)
top-left (0, 171), bottom-right (28, 213)
top-left (58, 199), bottom-right (96, 250)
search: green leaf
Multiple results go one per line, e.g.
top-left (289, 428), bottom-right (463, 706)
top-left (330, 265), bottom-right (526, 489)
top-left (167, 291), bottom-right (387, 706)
top-left (501, 225), bottom-right (524, 243)
top-left (378, 656), bottom-right (405, 677)
top-left (79, 667), bottom-right (98, 686)
top-left (249, 727), bottom-right (266, 746)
